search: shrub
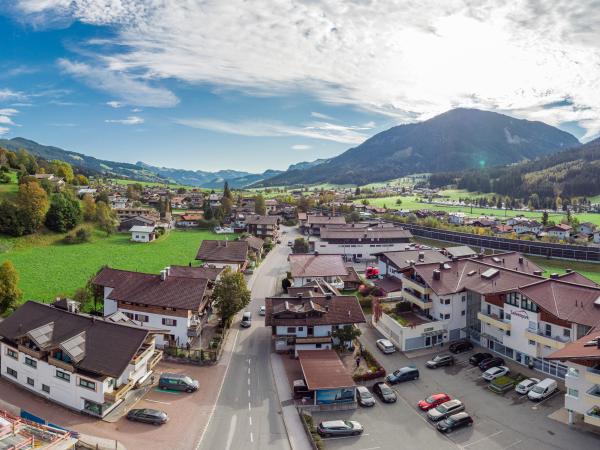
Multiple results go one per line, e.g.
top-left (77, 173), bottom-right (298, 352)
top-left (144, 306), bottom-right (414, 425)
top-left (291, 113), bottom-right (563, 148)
top-left (63, 226), bottom-right (92, 244)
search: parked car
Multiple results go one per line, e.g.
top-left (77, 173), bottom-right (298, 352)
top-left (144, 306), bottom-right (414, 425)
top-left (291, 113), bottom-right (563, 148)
top-left (478, 356), bottom-right (504, 371)
top-left (469, 352), bottom-right (493, 366)
top-left (426, 354), bottom-right (455, 369)
top-left (449, 340), bottom-right (474, 354)
top-left (287, 241), bottom-right (293, 247)
top-left (515, 378), bottom-right (541, 395)
top-left (158, 373), bottom-right (199, 392)
top-left (372, 382), bottom-right (397, 403)
top-left (436, 412), bottom-right (473, 433)
top-left (427, 399), bottom-right (465, 422)
top-left (241, 311), bottom-right (252, 328)
top-left (259, 305), bottom-right (266, 316)
top-left (528, 378), bottom-right (558, 401)
top-left (292, 379), bottom-right (313, 400)
top-left (127, 409), bottom-right (169, 425)
top-left (376, 339), bottom-right (396, 354)
top-left (356, 385), bottom-right (375, 407)
top-left (386, 366), bottom-right (419, 384)
top-left (317, 420), bottom-right (363, 437)
top-left (481, 365), bottom-right (510, 381)
top-left (418, 393), bottom-right (451, 411)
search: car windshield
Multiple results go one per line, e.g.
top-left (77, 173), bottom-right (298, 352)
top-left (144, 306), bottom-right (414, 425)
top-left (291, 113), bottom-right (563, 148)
top-left (381, 385), bottom-right (393, 394)
top-left (425, 396), bottom-right (438, 403)
top-left (532, 385), bottom-right (544, 393)
top-left (445, 417), bottom-right (456, 425)
top-left (360, 391), bottom-right (372, 398)
top-left (343, 421), bottom-right (353, 429)
top-left (182, 376), bottom-right (194, 384)
top-left (433, 356), bottom-right (442, 361)
top-left (437, 404), bottom-right (451, 413)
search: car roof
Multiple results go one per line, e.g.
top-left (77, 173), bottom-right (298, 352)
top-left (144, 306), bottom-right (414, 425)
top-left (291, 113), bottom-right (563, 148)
top-left (321, 420), bottom-right (347, 428)
top-left (442, 399), bottom-right (462, 407)
top-left (356, 385), bottom-right (370, 393)
top-left (378, 339), bottom-right (392, 345)
top-left (449, 412), bottom-right (469, 420)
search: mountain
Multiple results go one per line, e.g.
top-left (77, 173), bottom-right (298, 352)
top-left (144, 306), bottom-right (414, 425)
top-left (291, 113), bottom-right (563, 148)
top-left (286, 158), bottom-right (330, 172)
top-left (0, 137), bottom-right (169, 183)
top-left (256, 108), bottom-right (580, 186)
top-left (431, 136), bottom-right (600, 199)
top-left (135, 162), bottom-right (283, 188)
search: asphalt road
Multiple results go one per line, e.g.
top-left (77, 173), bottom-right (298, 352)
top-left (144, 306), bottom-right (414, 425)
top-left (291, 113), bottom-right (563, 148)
top-left (199, 228), bottom-right (297, 450)
top-left (314, 324), bottom-right (600, 450)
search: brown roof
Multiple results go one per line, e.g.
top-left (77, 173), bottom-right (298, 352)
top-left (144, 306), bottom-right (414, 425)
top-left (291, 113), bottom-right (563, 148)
top-left (180, 214), bottom-right (203, 221)
top-left (546, 333), bottom-right (600, 361)
top-left (377, 249), bottom-right (450, 271)
top-left (298, 350), bottom-right (355, 389)
top-left (297, 212), bottom-right (308, 221)
top-left (320, 227), bottom-right (412, 240)
top-left (373, 276), bottom-right (404, 293)
top-left (265, 295), bottom-right (365, 327)
top-left (557, 271), bottom-right (599, 287)
top-left (94, 267), bottom-right (209, 311)
top-left (0, 301), bottom-right (150, 378)
top-left (307, 215), bottom-right (346, 226)
top-left (289, 254), bottom-right (348, 278)
top-left (340, 266), bottom-right (361, 284)
top-left (196, 240), bottom-right (248, 263)
top-left (168, 265), bottom-right (224, 281)
top-left (444, 246), bottom-right (477, 259)
top-left (244, 235), bottom-right (265, 252)
top-left (246, 215), bottom-right (278, 225)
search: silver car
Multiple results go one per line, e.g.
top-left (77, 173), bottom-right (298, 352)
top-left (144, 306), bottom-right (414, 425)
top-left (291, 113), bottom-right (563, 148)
top-left (317, 420), bottom-right (363, 437)
top-left (356, 386), bottom-right (375, 407)
top-left (427, 399), bottom-right (465, 422)
top-left (515, 378), bottom-right (540, 395)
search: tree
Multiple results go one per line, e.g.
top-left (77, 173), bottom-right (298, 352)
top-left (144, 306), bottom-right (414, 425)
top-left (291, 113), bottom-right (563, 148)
top-left (223, 181), bottom-right (233, 200)
top-left (126, 183), bottom-right (143, 201)
top-left (45, 193), bottom-right (82, 232)
top-left (292, 237), bottom-right (309, 253)
top-left (50, 160), bottom-right (74, 183)
top-left (74, 174), bottom-right (89, 185)
top-left (332, 325), bottom-right (362, 351)
top-left (355, 187), bottom-right (361, 196)
top-left (221, 196), bottom-right (233, 216)
top-left (17, 181), bottom-right (49, 234)
top-left (395, 198), bottom-right (402, 206)
top-left (541, 211), bottom-right (549, 226)
top-left (255, 194), bottom-right (266, 215)
top-left (82, 194), bottom-right (97, 221)
top-left (203, 201), bottom-right (214, 220)
top-left (96, 201), bottom-right (118, 235)
top-left (0, 261), bottom-right (22, 314)
top-left (348, 211), bottom-right (361, 223)
top-left (211, 268), bottom-right (251, 325)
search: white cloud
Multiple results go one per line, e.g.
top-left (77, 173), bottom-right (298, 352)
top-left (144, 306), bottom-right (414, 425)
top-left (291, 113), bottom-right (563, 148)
top-left (106, 100), bottom-right (124, 108)
top-left (13, 1), bottom-right (600, 137)
top-left (292, 144), bottom-right (311, 150)
top-left (0, 108), bottom-right (19, 116)
top-left (105, 115), bottom-right (144, 125)
top-left (311, 112), bottom-right (335, 121)
top-left (0, 116), bottom-right (16, 125)
top-left (175, 118), bottom-right (368, 145)
top-left (0, 89), bottom-right (24, 101)
top-left (0, 127), bottom-right (9, 135)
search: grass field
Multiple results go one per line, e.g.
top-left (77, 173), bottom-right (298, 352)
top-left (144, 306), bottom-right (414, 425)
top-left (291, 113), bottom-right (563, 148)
top-left (109, 178), bottom-right (205, 191)
top-left (0, 170), bottom-right (18, 201)
top-left (0, 229), bottom-right (234, 302)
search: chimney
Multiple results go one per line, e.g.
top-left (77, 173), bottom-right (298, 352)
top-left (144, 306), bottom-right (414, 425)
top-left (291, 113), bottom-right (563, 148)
top-left (550, 273), bottom-right (559, 279)
top-left (160, 269), bottom-right (167, 281)
top-left (433, 269), bottom-right (441, 280)
top-left (165, 266), bottom-right (171, 276)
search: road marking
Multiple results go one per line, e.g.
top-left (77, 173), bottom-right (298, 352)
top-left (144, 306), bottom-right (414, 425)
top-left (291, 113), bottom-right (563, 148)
top-left (145, 399), bottom-right (171, 405)
top-left (224, 414), bottom-right (237, 450)
top-left (501, 440), bottom-right (523, 449)
top-left (249, 416), bottom-right (252, 426)
top-left (248, 378), bottom-right (251, 385)
top-left (248, 367), bottom-right (251, 374)
top-left (248, 389), bottom-right (251, 397)
top-left (359, 447), bottom-right (381, 450)
top-left (531, 391), bottom-right (560, 409)
top-left (248, 402), bottom-right (252, 411)
top-left (250, 432), bottom-right (254, 443)
top-left (461, 430), bottom-right (503, 448)
top-left (195, 328), bottom-right (241, 450)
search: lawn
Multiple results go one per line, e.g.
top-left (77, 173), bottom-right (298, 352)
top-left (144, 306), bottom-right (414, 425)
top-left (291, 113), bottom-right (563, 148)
top-left (0, 170), bottom-right (18, 201)
top-left (0, 229), bottom-right (235, 302)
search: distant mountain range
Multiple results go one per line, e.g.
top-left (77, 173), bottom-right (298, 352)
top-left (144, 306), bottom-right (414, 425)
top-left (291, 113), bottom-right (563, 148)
top-left (255, 108), bottom-right (580, 187)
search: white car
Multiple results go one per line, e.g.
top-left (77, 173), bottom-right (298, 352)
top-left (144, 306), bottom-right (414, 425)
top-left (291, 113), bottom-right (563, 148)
top-left (259, 305), bottom-right (266, 316)
top-left (481, 365), bottom-right (509, 381)
top-left (515, 377), bottom-right (541, 395)
top-left (376, 339), bottom-right (396, 354)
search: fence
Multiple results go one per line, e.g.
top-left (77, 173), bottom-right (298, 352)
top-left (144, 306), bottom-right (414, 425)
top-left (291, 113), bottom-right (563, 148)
top-left (398, 223), bottom-right (600, 262)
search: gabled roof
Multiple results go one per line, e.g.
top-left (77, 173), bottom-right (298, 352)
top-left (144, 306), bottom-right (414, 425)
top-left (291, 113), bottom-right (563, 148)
top-left (289, 254), bottom-right (348, 278)
top-left (168, 265), bottom-right (224, 281)
top-left (129, 225), bottom-right (155, 233)
top-left (244, 235), bottom-right (265, 252)
top-left (306, 215), bottom-right (346, 226)
top-left (0, 301), bottom-right (150, 378)
top-left (546, 333), bottom-right (600, 361)
top-left (196, 240), bottom-right (248, 263)
top-left (320, 227), bottom-right (412, 240)
top-left (94, 267), bottom-right (209, 311)
top-left (245, 215), bottom-right (278, 225)
top-left (265, 295), bottom-right (365, 327)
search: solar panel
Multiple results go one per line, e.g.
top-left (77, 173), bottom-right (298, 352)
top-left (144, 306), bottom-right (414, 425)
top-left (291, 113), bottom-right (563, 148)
top-left (481, 268), bottom-right (500, 279)
top-left (61, 332), bottom-right (86, 362)
top-left (28, 322), bottom-right (54, 348)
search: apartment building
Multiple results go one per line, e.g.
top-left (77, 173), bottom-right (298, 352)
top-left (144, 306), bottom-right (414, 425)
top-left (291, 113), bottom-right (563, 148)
top-left (245, 214), bottom-right (279, 239)
top-left (302, 215), bottom-right (346, 236)
top-left (0, 301), bottom-right (162, 418)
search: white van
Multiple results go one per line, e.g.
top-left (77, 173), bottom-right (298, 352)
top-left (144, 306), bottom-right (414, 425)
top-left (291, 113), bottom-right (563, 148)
top-left (527, 378), bottom-right (557, 401)
top-left (376, 339), bottom-right (396, 354)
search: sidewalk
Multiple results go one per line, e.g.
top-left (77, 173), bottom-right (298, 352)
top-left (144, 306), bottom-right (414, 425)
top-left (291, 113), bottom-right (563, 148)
top-left (271, 353), bottom-right (313, 450)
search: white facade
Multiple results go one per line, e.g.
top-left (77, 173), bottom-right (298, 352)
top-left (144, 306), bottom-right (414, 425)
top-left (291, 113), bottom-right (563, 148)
top-left (372, 312), bottom-right (449, 351)
top-left (448, 212), bottom-right (466, 225)
top-left (131, 230), bottom-right (153, 242)
top-left (314, 240), bottom-right (409, 260)
top-left (546, 228), bottom-right (571, 240)
top-left (514, 223), bottom-right (542, 234)
top-left (595, 231), bottom-right (600, 244)
top-left (292, 275), bottom-right (344, 289)
top-left (563, 362), bottom-right (600, 427)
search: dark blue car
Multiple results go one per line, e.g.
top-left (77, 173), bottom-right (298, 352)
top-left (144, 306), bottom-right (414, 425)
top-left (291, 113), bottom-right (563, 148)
top-left (386, 366), bottom-right (419, 384)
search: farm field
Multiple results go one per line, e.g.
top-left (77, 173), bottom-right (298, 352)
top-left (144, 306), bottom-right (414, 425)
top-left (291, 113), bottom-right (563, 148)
top-left (0, 229), bottom-right (234, 303)
top-left (108, 178), bottom-right (203, 191)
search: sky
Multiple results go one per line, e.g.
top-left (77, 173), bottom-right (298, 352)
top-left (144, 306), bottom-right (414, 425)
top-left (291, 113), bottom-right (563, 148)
top-left (1, 1), bottom-right (600, 173)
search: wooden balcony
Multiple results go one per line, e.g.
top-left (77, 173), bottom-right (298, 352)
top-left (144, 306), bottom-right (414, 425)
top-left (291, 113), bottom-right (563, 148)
top-left (402, 289), bottom-right (433, 310)
top-left (132, 343), bottom-right (155, 365)
top-left (478, 312), bottom-right (511, 331)
top-left (148, 350), bottom-right (163, 370)
top-left (105, 379), bottom-right (134, 403)
top-left (48, 356), bottom-right (74, 372)
top-left (18, 345), bottom-right (43, 359)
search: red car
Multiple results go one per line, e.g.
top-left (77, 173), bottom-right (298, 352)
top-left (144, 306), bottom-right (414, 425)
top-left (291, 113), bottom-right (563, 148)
top-left (418, 393), bottom-right (451, 411)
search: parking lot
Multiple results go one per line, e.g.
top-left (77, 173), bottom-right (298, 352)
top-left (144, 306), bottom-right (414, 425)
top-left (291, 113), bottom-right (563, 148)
top-left (312, 325), bottom-right (600, 450)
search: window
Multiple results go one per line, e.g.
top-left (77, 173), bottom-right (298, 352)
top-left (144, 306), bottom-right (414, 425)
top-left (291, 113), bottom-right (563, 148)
top-left (444, 314), bottom-right (450, 320)
top-left (162, 318), bottom-right (177, 326)
top-left (505, 313), bottom-right (511, 321)
top-left (505, 330), bottom-right (511, 336)
top-left (6, 367), bottom-right (17, 378)
top-left (567, 388), bottom-right (579, 398)
top-left (315, 344), bottom-right (322, 349)
top-left (563, 328), bottom-right (571, 338)
top-left (461, 310), bottom-right (466, 316)
top-left (42, 384), bottom-right (50, 393)
top-left (440, 299), bottom-right (443, 304)
top-left (528, 321), bottom-right (536, 331)
top-left (461, 296), bottom-right (466, 302)
top-left (135, 314), bottom-right (149, 323)
top-left (444, 299), bottom-right (450, 305)
top-left (545, 323), bottom-right (552, 337)
top-left (297, 327), bottom-right (304, 331)
top-left (24, 357), bottom-right (37, 368)
top-left (286, 327), bottom-right (295, 334)
top-left (124, 312), bottom-right (134, 319)
top-left (6, 348), bottom-right (17, 359)
top-left (26, 377), bottom-right (34, 387)
top-left (79, 378), bottom-right (96, 391)
top-left (528, 340), bottom-right (535, 346)
top-left (487, 304), bottom-right (491, 314)
top-left (56, 370), bottom-right (70, 382)
top-left (567, 367), bottom-right (579, 378)
top-left (439, 313), bottom-right (444, 319)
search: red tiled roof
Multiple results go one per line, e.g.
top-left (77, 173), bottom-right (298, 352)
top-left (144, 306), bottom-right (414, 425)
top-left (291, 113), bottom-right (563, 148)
top-left (168, 265), bottom-right (224, 281)
top-left (307, 215), bottom-right (346, 226)
top-left (196, 240), bottom-right (248, 263)
top-left (298, 350), bottom-right (356, 390)
top-left (265, 295), bottom-right (365, 327)
top-left (320, 227), bottom-right (412, 240)
top-left (289, 254), bottom-right (348, 278)
top-left (558, 271), bottom-right (599, 287)
top-left (546, 333), bottom-right (600, 361)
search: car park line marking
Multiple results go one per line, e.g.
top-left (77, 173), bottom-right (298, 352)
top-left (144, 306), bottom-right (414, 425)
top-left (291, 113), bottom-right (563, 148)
top-left (530, 390), bottom-right (560, 409)
top-left (501, 439), bottom-right (523, 449)
top-left (248, 367), bottom-right (251, 374)
top-left (359, 447), bottom-right (381, 450)
top-left (248, 389), bottom-right (251, 397)
top-left (146, 399), bottom-right (171, 405)
top-left (195, 328), bottom-right (241, 450)
top-left (461, 430), bottom-right (503, 449)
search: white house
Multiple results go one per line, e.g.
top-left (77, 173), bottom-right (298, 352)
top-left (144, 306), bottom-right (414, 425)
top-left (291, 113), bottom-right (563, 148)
top-left (513, 220), bottom-right (543, 235)
top-left (195, 240), bottom-right (249, 272)
top-left (579, 222), bottom-right (597, 236)
top-left (594, 231), bottom-right (600, 244)
top-left (288, 253), bottom-right (348, 289)
top-left (0, 301), bottom-right (162, 418)
top-left (545, 224), bottom-right (572, 240)
top-left (130, 225), bottom-right (156, 242)
top-left (448, 212), bottom-right (466, 225)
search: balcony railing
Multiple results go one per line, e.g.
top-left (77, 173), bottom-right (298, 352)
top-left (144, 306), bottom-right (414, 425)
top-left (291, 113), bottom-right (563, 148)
top-left (105, 379), bottom-right (135, 403)
top-left (132, 343), bottom-right (155, 365)
top-left (48, 356), bottom-right (74, 372)
top-left (402, 289), bottom-right (433, 310)
top-left (525, 328), bottom-right (570, 349)
top-left (18, 344), bottom-right (43, 359)
top-left (586, 366), bottom-right (600, 384)
top-left (584, 407), bottom-right (600, 427)
top-left (477, 312), bottom-right (511, 331)
top-left (188, 321), bottom-right (202, 337)
top-left (148, 350), bottom-right (163, 371)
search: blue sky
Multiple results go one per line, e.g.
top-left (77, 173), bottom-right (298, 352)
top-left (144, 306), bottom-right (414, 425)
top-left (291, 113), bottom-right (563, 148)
top-left (1, 1), bottom-right (599, 173)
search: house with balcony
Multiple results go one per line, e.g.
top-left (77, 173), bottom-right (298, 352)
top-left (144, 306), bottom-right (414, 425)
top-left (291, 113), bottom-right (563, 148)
top-left (196, 240), bottom-right (249, 272)
top-left (0, 301), bottom-right (162, 418)
top-left (545, 223), bottom-right (573, 240)
top-left (245, 215), bottom-right (279, 239)
top-left (264, 294), bottom-right (365, 356)
top-left (513, 220), bottom-right (542, 235)
top-left (95, 265), bottom-right (216, 348)
top-left (302, 215), bottom-right (346, 236)
top-left (547, 333), bottom-right (600, 429)
top-left (289, 253), bottom-right (348, 290)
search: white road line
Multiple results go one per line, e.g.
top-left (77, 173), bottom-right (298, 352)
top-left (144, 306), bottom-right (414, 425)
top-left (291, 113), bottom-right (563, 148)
top-left (195, 328), bottom-right (240, 450)
top-left (250, 432), bottom-right (254, 443)
top-left (145, 399), bottom-right (171, 405)
top-left (461, 430), bottom-right (503, 448)
top-left (359, 447), bottom-right (381, 450)
top-left (531, 391), bottom-right (560, 408)
top-left (248, 378), bottom-right (251, 385)
top-left (501, 440), bottom-right (523, 450)
top-left (224, 414), bottom-right (237, 450)
top-left (248, 367), bottom-right (251, 374)
top-left (248, 402), bottom-right (252, 411)
top-left (249, 416), bottom-right (252, 426)
top-left (248, 389), bottom-right (251, 397)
